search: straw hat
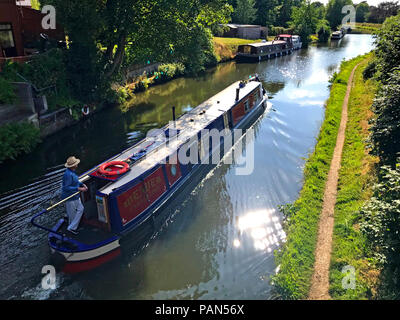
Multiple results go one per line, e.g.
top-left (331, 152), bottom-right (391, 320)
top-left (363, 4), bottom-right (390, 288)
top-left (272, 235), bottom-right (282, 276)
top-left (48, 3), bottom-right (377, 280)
top-left (65, 156), bottom-right (80, 168)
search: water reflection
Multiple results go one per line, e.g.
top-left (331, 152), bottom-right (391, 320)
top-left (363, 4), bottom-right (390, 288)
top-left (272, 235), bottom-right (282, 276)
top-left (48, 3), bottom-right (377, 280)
top-left (236, 209), bottom-right (285, 253)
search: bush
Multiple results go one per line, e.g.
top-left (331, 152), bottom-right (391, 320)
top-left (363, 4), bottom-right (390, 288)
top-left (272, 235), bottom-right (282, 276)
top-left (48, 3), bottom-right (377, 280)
top-left (360, 164), bottom-right (400, 298)
top-left (369, 69), bottom-right (400, 165)
top-left (0, 122), bottom-right (41, 163)
top-left (154, 63), bottom-right (185, 83)
top-left (363, 60), bottom-right (377, 79)
top-left (269, 26), bottom-right (295, 36)
top-left (316, 19), bottom-right (331, 42)
top-left (373, 13), bottom-right (400, 83)
top-left (1, 49), bottom-right (79, 110)
top-left (0, 77), bottom-right (16, 105)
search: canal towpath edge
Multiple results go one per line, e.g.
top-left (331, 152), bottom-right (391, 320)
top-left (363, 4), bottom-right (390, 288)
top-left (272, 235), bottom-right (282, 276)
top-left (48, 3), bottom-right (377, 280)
top-left (308, 63), bottom-right (360, 300)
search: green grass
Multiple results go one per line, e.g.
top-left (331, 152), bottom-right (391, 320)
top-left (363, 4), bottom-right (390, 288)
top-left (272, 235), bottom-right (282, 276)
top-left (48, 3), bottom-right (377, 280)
top-left (351, 23), bottom-right (382, 34)
top-left (212, 37), bottom-right (272, 62)
top-left (329, 56), bottom-right (379, 300)
top-left (271, 54), bottom-right (372, 299)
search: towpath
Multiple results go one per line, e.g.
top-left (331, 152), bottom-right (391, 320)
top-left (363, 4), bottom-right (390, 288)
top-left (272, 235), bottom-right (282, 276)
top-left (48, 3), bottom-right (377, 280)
top-left (308, 63), bottom-right (360, 300)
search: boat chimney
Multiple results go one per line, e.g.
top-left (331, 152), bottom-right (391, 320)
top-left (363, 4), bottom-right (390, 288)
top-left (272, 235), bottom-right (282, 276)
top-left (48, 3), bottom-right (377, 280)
top-left (236, 88), bottom-right (240, 101)
top-left (172, 106), bottom-right (176, 127)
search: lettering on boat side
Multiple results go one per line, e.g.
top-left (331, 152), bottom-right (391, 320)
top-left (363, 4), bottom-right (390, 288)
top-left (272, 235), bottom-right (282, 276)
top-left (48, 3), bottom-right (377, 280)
top-left (146, 124), bottom-right (256, 176)
top-left (154, 304), bottom-right (245, 317)
top-left (117, 167), bottom-right (167, 224)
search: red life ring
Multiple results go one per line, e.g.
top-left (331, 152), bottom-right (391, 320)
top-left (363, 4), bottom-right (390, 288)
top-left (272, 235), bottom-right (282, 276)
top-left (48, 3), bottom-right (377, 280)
top-left (99, 161), bottom-right (129, 176)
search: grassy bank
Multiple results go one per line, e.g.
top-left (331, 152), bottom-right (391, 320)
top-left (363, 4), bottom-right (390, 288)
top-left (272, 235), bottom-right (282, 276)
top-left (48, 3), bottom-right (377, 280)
top-left (351, 23), bottom-right (382, 34)
top-left (328, 55), bottom-right (379, 299)
top-left (271, 53), bottom-right (372, 299)
top-left (213, 37), bottom-right (267, 62)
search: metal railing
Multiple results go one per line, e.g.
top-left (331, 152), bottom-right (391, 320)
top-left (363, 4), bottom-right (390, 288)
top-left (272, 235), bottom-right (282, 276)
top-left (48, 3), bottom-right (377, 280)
top-left (30, 191), bottom-right (81, 238)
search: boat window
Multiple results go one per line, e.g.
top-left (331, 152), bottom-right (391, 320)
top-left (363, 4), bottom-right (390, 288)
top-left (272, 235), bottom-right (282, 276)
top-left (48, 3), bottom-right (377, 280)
top-left (0, 23), bottom-right (17, 57)
top-left (243, 46), bottom-right (252, 54)
top-left (244, 100), bottom-right (250, 112)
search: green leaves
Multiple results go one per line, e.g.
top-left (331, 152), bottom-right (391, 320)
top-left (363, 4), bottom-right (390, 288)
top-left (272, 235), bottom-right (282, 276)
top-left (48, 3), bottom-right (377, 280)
top-left (374, 13), bottom-right (400, 84)
top-left (233, 0), bottom-right (257, 24)
top-left (0, 77), bottom-right (16, 105)
top-left (369, 69), bottom-right (400, 165)
top-left (0, 122), bottom-right (41, 164)
top-left (289, 0), bottom-right (319, 47)
top-left (325, 0), bottom-right (353, 30)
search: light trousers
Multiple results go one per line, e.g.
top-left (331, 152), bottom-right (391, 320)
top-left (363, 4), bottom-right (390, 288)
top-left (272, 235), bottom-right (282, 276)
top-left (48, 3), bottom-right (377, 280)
top-left (65, 198), bottom-right (84, 231)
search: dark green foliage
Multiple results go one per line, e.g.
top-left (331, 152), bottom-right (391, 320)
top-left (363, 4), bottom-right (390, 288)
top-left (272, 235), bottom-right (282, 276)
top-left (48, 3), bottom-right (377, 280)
top-left (357, 11), bottom-right (400, 299)
top-left (0, 122), bottom-right (41, 163)
top-left (154, 63), bottom-right (185, 83)
top-left (290, 0), bottom-right (319, 47)
top-left (360, 164), bottom-right (400, 298)
top-left (326, 0), bottom-right (353, 29)
top-left (367, 2), bottom-right (400, 24)
top-left (233, 0), bottom-right (257, 24)
top-left (269, 26), bottom-right (294, 36)
top-left (0, 77), bottom-right (16, 105)
top-left (373, 13), bottom-right (400, 83)
top-left (363, 60), bottom-right (376, 80)
top-left (356, 2), bottom-right (370, 22)
top-left (369, 69), bottom-right (400, 166)
top-left (1, 49), bottom-right (79, 110)
top-left (316, 19), bottom-right (332, 42)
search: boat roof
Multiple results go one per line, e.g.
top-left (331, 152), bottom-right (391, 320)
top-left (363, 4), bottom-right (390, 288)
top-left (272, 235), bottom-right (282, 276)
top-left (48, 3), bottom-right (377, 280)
top-left (240, 40), bottom-right (286, 48)
top-left (95, 80), bottom-right (260, 195)
top-left (277, 34), bottom-right (292, 38)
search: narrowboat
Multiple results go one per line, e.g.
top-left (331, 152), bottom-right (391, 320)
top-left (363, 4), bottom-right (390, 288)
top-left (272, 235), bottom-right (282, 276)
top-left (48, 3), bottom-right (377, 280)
top-left (331, 28), bottom-right (346, 40)
top-left (31, 77), bottom-right (270, 273)
top-left (236, 34), bottom-right (294, 62)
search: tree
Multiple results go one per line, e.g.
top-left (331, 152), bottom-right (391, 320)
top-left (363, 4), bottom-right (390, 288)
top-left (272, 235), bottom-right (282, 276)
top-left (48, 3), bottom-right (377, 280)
top-left (367, 1), bottom-right (400, 23)
top-left (373, 13), bottom-right (400, 83)
top-left (312, 1), bottom-right (326, 19)
top-left (360, 164), bottom-right (400, 298)
top-left (233, 0), bottom-right (258, 24)
top-left (289, 0), bottom-right (318, 47)
top-left (326, 0), bottom-right (353, 29)
top-left (40, 0), bottom-right (232, 99)
top-left (369, 70), bottom-right (400, 165)
top-left (275, 0), bottom-right (302, 27)
top-left (316, 19), bottom-right (331, 42)
top-left (356, 1), bottom-right (369, 22)
top-left (254, 0), bottom-right (278, 26)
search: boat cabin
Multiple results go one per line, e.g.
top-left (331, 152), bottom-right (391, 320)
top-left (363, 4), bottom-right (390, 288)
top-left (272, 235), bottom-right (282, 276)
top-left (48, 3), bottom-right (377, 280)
top-left (275, 34), bottom-right (293, 47)
top-left (237, 40), bottom-right (288, 56)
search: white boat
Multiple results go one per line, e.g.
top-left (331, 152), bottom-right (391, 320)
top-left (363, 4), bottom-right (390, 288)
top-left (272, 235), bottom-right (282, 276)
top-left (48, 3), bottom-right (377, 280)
top-left (292, 35), bottom-right (302, 50)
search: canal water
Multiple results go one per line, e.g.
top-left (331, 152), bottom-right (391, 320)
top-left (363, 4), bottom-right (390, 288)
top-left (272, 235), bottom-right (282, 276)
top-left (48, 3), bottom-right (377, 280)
top-left (0, 35), bottom-right (374, 299)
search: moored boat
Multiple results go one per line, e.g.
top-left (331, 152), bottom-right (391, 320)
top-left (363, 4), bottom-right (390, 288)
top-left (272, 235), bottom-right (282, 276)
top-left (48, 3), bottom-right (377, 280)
top-left (291, 35), bottom-right (302, 50)
top-left (31, 77), bottom-right (270, 273)
top-left (331, 28), bottom-right (346, 40)
top-left (236, 34), bottom-right (295, 62)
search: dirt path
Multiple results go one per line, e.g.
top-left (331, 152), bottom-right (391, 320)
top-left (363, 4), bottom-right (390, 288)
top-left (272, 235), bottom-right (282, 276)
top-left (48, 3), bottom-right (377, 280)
top-left (308, 64), bottom-right (360, 300)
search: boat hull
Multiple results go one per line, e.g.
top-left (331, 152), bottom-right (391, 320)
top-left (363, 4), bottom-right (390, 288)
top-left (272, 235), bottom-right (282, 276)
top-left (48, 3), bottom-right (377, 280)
top-left (236, 50), bottom-right (292, 62)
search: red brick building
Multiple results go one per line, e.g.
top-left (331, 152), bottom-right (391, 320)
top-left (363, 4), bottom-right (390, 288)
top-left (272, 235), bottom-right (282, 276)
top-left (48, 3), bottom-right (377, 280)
top-left (0, 0), bottom-right (64, 58)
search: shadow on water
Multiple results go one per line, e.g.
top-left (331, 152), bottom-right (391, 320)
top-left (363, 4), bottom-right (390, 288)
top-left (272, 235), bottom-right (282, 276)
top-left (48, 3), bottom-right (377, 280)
top-left (0, 35), bottom-right (374, 300)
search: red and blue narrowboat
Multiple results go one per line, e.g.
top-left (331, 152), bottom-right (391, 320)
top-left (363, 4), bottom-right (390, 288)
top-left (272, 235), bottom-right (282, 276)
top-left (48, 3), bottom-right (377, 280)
top-left (31, 77), bottom-right (270, 273)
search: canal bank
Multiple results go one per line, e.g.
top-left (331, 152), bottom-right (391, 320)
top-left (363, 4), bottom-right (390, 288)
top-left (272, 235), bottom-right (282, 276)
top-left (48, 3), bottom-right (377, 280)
top-left (271, 53), bottom-right (379, 299)
top-left (0, 35), bottom-right (374, 300)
